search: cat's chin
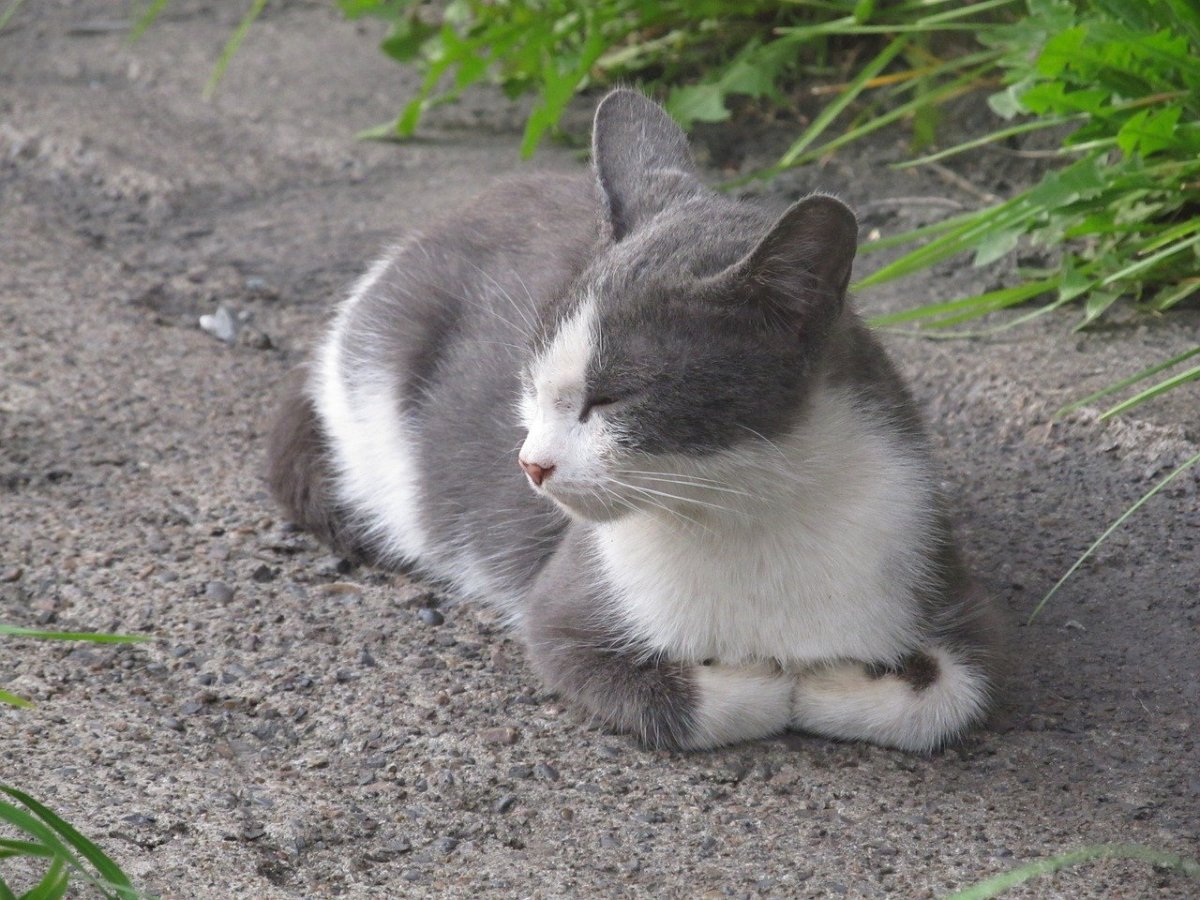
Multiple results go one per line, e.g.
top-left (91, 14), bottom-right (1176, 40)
top-left (543, 489), bottom-right (631, 524)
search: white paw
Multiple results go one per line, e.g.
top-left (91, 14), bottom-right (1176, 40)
top-left (682, 660), bottom-right (792, 750)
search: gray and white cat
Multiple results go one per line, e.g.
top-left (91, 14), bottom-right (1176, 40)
top-left (268, 89), bottom-right (1000, 752)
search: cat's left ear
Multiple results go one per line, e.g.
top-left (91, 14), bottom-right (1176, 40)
top-left (731, 194), bottom-right (858, 328)
top-left (592, 89), bottom-right (701, 242)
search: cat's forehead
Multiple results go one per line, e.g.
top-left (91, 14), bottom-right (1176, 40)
top-left (530, 295), bottom-right (598, 395)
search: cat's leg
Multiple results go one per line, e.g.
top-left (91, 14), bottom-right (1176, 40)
top-left (789, 646), bottom-right (992, 752)
top-left (523, 601), bottom-right (792, 750)
top-left (266, 366), bottom-right (368, 562)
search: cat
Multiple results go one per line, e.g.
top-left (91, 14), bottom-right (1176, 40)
top-left (267, 88), bottom-right (1001, 752)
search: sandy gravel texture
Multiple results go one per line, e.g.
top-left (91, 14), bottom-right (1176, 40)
top-left (1, 2), bottom-right (1197, 898)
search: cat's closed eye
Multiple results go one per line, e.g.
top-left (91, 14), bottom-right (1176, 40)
top-left (579, 395), bottom-right (622, 422)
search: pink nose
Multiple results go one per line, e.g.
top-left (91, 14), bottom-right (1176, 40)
top-left (519, 458), bottom-right (555, 486)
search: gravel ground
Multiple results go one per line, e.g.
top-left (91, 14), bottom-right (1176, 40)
top-left (1, 3), bottom-right (1197, 898)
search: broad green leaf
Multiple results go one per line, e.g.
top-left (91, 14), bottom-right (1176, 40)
top-left (987, 78), bottom-right (1031, 119)
top-left (1074, 287), bottom-right (1120, 330)
top-left (666, 84), bottom-right (730, 128)
top-left (380, 18), bottom-right (437, 62)
top-left (1116, 106), bottom-right (1182, 157)
top-left (1035, 25), bottom-right (1087, 80)
top-left (1057, 265), bottom-right (1095, 303)
top-left (972, 227), bottom-right (1022, 267)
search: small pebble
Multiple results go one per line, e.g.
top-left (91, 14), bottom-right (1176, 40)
top-left (1, 567), bottom-right (23, 583)
top-left (199, 305), bottom-right (240, 344)
top-left (204, 581), bottom-right (234, 604)
top-left (316, 556), bottom-right (354, 576)
top-left (433, 837), bottom-right (458, 855)
top-left (417, 608), bottom-right (444, 627)
top-left (359, 647), bottom-right (376, 667)
top-left (533, 762), bottom-right (560, 782)
top-left (251, 564), bottom-right (276, 583)
top-left (492, 794), bottom-right (517, 814)
top-left (482, 726), bottom-right (519, 746)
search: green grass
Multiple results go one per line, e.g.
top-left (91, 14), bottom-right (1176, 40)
top-left (0, 625), bottom-right (149, 709)
top-left (2, 627), bottom-right (148, 895)
top-left (137, 2), bottom-right (1197, 417)
top-left (946, 843), bottom-right (1200, 899)
top-left (0, 786), bottom-right (140, 899)
top-left (335, 0), bottom-right (1198, 419)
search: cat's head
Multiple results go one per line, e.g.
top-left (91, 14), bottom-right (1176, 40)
top-left (518, 89), bottom-right (859, 523)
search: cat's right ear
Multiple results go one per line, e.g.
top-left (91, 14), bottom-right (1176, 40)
top-left (726, 194), bottom-right (859, 335)
top-left (592, 89), bottom-right (700, 242)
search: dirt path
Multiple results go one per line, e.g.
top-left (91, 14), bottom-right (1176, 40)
top-left (2, 3), bottom-right (1197, 897)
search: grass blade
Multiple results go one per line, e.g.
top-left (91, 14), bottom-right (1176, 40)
top-left (1056, 346), bottom-right (1200, 415)
top-left (0, 804), bottom-right (76, 871)
top-left (858, 209), bottom-right (982, 255)
top-left (0, 625), bottom-right (148, 644)
top-left (0, 689), bottom-right (31, 709)
top-left (20, 857), bottom-right (69, 900)
top-left (0, 873), bottom-right (13, 900)
top-left (0, 839), bottom-right (52, 859)
top-left (202, 0), bottom-right (269, 101)
top-left (1029, 451), bottom-right (1200, 622)
top-left (1153, 278), bottom-right (1200, 310)
top-left (0, 788), bottom-right (136, 898)
top-left (779, 35), bottom-right (910, 167)
top-left (0, 0), bottom-right (24, 34)
top-left (1099, 363), bottom-right (1200, 420)
top-left (782, 55), bottom-right (1003, 170)
top-left (1099, 232), bottom-right (1200, 287)
top-left (867, 277), bottom-right (1055, 327)
top-left (129, 0), bottom-right (169, 42)
top-left (948, 843), bottom-right (1200, 899)
top-left (894, 114), bottom-right (1085, 169)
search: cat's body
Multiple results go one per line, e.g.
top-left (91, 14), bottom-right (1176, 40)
top-left (269, 90), bottom-right (999, 751)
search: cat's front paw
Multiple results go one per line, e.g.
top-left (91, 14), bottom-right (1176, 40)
top-left (681, 660), bottom-right (793, 750)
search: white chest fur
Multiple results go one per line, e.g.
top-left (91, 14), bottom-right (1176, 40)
top-left (594, 389), bottom-right (933, 666)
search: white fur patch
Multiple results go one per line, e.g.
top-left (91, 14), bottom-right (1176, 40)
top-left (519, 299), bottom-right (624, 521)
top-left (789, 647), bottom-right (989, 752)
top-left (311, 254), bottom-right (430, 565)
top-left (683, 663), bottom-right (793, 750)
top-left (595, 385), bottom-right (932, 666)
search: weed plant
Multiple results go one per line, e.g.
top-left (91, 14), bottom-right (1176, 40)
top-left (338, 0), bottom-right (1198, 416)
top-left (1, 627), bottom-right (147, 896)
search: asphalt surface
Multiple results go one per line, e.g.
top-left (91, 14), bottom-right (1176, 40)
top-left (1, 3), bottom-right (1197, 897)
